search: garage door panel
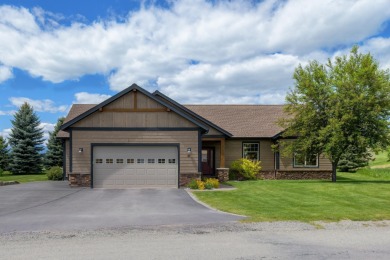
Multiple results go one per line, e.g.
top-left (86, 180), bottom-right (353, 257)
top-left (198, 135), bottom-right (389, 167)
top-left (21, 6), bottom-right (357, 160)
top-left (93, 146), bottom-right (178, 188)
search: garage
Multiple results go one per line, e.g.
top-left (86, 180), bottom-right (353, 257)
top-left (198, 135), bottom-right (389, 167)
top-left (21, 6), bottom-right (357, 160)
top-left (93, 146), bottom-right (179, 188)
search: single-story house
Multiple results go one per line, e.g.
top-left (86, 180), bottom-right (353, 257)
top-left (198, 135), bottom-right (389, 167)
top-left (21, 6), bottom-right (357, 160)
top-left (58, 84), bottom-right (332, 188)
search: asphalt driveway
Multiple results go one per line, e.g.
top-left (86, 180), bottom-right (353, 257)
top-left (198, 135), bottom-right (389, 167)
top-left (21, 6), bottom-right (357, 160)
top-left (0, 181), bottom-right (242, 233)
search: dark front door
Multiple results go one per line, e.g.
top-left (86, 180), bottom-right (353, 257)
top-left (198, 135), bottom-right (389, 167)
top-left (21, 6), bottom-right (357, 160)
top-left (202, 147), bottom-right (215, 175)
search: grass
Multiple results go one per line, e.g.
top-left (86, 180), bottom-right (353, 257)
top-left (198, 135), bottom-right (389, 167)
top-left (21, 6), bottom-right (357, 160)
top-left (193, 170), bottom-right (390, 222)
top-left (0, 171), bottom-right (48, 183)
top-left (369, 150), bottom-right (390, 168)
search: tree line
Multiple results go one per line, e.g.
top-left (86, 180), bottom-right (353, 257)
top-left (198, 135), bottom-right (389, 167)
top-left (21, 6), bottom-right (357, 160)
top-left (0, 103), bottom-right (64, 175)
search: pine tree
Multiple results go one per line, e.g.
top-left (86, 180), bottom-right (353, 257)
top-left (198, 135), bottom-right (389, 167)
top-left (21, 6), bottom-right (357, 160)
top-left (0, 136), bottom-right (10, 171)
top-left (337, 148), bottom-right (372, 172)
top-left (45, 117), bottom-right (65, 168)
top-left (9, 103), bottom-right (44, 175)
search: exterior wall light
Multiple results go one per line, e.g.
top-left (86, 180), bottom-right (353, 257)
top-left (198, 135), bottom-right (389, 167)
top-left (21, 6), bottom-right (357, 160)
top-left (78, 148), bottom-right (83, 153)
top-left (187, 148), bottom-right (192, 157)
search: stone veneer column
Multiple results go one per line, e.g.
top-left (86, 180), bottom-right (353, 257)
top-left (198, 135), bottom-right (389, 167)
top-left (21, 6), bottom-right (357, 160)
top-left (216, 168), bottom-right (229, 183)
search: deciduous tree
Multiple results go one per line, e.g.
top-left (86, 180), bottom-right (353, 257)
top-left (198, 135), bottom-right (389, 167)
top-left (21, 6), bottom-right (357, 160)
top-left (281, 46), bottom-right (390, 182)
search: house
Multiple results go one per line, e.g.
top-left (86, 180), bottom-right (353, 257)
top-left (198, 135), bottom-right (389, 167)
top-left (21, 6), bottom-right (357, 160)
top-left (58, 84), bottom-right (332, 188)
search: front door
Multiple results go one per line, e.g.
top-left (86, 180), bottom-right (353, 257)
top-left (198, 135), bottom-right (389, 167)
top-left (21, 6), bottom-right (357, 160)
top-left (201, 147), bottom-right (215, 176)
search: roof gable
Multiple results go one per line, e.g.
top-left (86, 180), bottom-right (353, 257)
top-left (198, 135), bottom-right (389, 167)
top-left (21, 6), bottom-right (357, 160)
top-left (60, 84), bottom-right (209, 132)
top-left (153, 90), bottom-right (232, 137)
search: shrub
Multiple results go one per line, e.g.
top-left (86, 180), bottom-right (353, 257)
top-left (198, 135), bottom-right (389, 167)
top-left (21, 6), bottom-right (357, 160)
top-left (46, 166), bottom-right (63, 180)
top-left (204, 178), bottom-right (219, 189)
top-left (188, 179), bottom-right (206, 190)
top-left (204, 182), bottom-right (214, 190)
top-left (229, 158), bottom-right (262, 180)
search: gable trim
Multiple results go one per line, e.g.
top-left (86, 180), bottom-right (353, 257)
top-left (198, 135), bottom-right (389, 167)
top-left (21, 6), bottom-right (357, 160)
top-left (153, 90), bottom-right (232, 137)
top-left (60, 84), bottom-right (209, 133)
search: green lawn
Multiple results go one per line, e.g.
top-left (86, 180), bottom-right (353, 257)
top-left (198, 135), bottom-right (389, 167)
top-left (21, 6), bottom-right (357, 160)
top-left (370, 150), bottom-right (390, 168)
top-left (0, 171), bottom-right (48, 183)
top-left (193, 171), bottom-right (390, 222)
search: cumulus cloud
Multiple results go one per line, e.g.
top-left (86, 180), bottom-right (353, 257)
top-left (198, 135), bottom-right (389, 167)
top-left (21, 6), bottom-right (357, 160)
top-left (39, 122), bottom-right (55, 144)
top-left (74, 92), bottom-right (112, 104)
top-left (0, 1), bottom-right (389, 104)
top-left (9, 97), bottom-right (68, 113)
top-left (0, 65), bottom-right (12, 82)
top-left (0, 128), bottom-right (11, 139)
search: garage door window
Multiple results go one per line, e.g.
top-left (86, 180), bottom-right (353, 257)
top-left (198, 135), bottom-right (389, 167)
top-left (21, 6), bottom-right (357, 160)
top-left (96, 159), bottom-right (103, 164)
top-left (168, 159), bottom-right (176, 164)
top-left (116, 159), bottom-right (124, 164)
top-left (137, 159), bottom-right (144, 164)
top-left (106, 159), bottom-right (113, 164)
top-left (148, 159), bottom-right (155, 164)
top-left (127, 159), bottom-right (134, 164)
top-left (158, 159), bottom-right (165, 164)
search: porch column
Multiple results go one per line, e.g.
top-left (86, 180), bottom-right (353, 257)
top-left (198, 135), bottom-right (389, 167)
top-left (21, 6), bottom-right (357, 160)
top-left (220, 138), bottom-right (225, 168)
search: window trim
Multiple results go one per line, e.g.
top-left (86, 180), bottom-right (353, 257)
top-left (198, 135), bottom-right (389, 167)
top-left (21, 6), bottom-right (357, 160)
top-left (242, 142), bottom-right (260, 161)
top-left (293, 153), bottom-right (319, 168)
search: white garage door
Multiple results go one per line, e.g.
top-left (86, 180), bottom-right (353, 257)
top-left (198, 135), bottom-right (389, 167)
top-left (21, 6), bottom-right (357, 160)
top-left (93, 146), bottom-right (178, 188)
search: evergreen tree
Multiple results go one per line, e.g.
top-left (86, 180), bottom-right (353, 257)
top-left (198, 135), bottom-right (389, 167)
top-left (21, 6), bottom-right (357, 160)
top-left (337, 148), bottom-right (372, 172)
top-left (45, 117), bottom-right (65, 168)
top-left (0, 136), bottom-right (10, 171)
top-left (9, 103), bottom-right (44, 175)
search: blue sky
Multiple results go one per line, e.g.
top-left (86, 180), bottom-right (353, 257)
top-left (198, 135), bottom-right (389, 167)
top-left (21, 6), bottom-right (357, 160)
top-left (1, 0), bottom-right (390, 143)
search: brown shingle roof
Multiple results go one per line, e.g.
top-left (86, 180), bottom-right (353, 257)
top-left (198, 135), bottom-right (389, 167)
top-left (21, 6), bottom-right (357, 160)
top-left (57, 103), bottom-right (286, 139)
top-left (184, 105), bottom-right (285, 138)
top-left (57, 104), bottom-right (96, 138)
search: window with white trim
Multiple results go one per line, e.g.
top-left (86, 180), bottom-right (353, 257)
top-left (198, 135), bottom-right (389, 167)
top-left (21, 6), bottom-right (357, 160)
top-left (242, 143), bottom-right (259, 161)
top-left (294, 153), bottom-right (318, 167)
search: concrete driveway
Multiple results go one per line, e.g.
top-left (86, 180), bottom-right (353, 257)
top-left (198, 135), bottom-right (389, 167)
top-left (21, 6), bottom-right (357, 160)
top-left (0, 181), bottom-right (242, 233)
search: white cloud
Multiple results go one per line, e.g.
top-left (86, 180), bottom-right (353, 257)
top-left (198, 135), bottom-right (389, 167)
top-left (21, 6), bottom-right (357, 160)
top-left (0, 1), bottom-right (389, 103)
top-left (74, 92), bottom-right (112, 104)
top-left (0, 65), bottom-right (12, 82)
top-left (0, 110), bottom-right (15, 116)
top-left (0, 128), bottom-right (11, 140)
top-left (9, 97), bottom-right (68, 113)
top-left (39, 122), bottom-right (55, 144)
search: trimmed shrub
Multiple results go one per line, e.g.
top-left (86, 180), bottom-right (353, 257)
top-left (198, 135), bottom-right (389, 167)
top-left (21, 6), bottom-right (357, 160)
top-left (188, 179), bottom-right (205, 190)
top-left (229, 158), bottom-right (262, 180)
top-left (46, 166), bottom-right (63, 180)
top-left (204, 178), bottom-right (219, 189)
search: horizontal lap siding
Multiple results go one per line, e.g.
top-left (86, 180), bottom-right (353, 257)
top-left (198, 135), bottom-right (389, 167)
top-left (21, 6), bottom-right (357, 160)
top-left (65, 140), bottom-right (70, 178)
top-left (225, 140), bottom-right (275, 171)
top-left (71, 131), bottom-right (199, 175)
top-left (279, 154), bottom-right (332, 171)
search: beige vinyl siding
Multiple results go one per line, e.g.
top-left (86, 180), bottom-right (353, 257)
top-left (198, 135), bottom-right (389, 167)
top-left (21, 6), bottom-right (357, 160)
top-left (65, 140), bottom-right (70, 177)
top-left (225, 139), bottom-right (275, 171)
top-left (279, 154), bottom-right (332, 171)
top-left (71, 130), bottom-right (199, 175)
top-left (72, 111), bottom-right (196, 128)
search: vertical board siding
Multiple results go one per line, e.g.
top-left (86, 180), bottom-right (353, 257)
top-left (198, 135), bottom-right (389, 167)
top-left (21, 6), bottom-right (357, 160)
top-left (71, 131), bottom-right (199, 175)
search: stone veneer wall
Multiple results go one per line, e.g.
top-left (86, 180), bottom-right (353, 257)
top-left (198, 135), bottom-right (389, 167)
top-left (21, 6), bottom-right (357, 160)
top-left (180, 172), bottom-right (201, 187)
top-left (69, 173), bottom-right (91, 187)
top-left (258, 170), bottom-right (332, 180)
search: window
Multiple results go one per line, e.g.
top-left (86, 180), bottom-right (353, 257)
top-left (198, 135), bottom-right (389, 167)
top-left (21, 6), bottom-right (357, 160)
top-left (127, 159), bottom-right (134, 164)
top-left (148, 159), bottom-right (155, 164)
top-left (294, 153), bottom-right (318, 167)
top-left (106, 159), bottom-right (113, 164)
top-left (95, 159), bottom-right (103, 164)
top-left (116, 159), bottom-right (124, 164)
top-left (168, 159), bottom-right (176, 164)
top-left (158, 159), bottom-right (166, 164)
top-left (137, 159), bottom-right (144, 164)
top-left (242, 143), bottom-right (259, 161)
